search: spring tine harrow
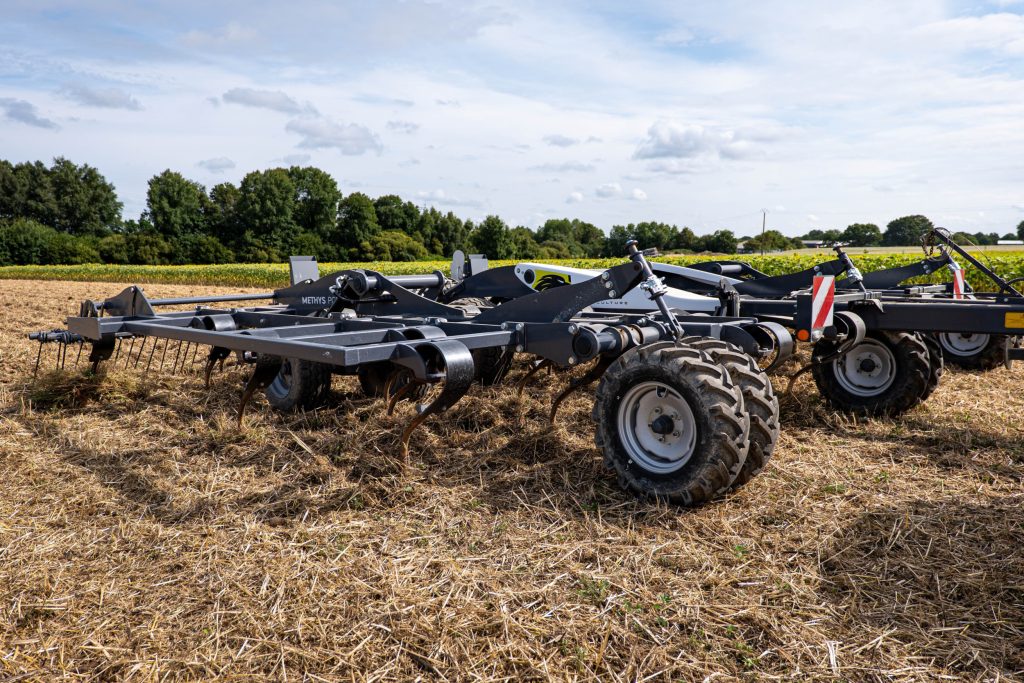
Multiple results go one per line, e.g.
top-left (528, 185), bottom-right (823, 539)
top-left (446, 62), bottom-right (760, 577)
top-left (516, 359), bottom-right (553, 396)
top-left (549, 355), bottom-right (615, 424)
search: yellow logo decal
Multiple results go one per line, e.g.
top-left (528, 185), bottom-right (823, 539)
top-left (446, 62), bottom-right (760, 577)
top-left (1006, 312), bottom-right (1024, 329)
top-left (531, 269), bottom-right (570, 291)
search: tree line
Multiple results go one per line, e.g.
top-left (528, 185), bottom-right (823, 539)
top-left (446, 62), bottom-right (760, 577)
top-left (2, 158), bottom-right (1022, 266)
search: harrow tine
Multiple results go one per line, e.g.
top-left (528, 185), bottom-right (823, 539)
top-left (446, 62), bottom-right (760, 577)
top-left (125, 337), bottom-right (136, 369)
top-left (113, 338), bottom-right (123, 362)
top-left (159, 340), bottom-right (169, 371)
top-left (516, 359), bottom-right (553, 396)
top-left (190, 343), bottom-right (201, 373)
top-left (145, 339), bottom-right (158, 374)
top-left (172, 342), bottom-right (184, 374)
top-left (74, 341), bottom-right (84, 369)
top-left (549, 355), bottom-right (614, 424)
top-left (133, 338), bottom-right (147, 369)
top-left (33, 343), bottom-right (43, 377)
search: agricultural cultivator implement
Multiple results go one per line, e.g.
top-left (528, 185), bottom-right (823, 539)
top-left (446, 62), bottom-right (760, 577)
top-left (441, 228), bottom-right (1024, 418)
top-left (29, 244), bottom-right (791, 507)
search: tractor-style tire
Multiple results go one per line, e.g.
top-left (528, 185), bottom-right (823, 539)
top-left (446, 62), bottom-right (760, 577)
top-left (937, 333), bottom-right (1009, 371)
top-left (680, 337), bottom-right (780, 491)
top-left (920, 333), bottom-right (944, 402)
top-left (592, 343), bottom-right (750, 507)
top-left (811, 331), bottom-right (930, 417)
top-left (357, 362), bottom-right (428, 400)
top-left (264, 358), bottom-right (332, 412)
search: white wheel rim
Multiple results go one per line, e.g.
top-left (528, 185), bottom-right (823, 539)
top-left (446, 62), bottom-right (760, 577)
top-left (616, 381), bottom-right (697, 474)
top-left (269, 359), bottom-right (294, 396)
top-left (938, 332), bottom-right (989, 357)
top-left (833, 340), bottom-right (896, 397)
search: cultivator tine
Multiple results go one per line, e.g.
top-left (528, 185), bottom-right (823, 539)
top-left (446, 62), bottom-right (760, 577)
top-left (33, 343), bottom-right (43, 377)
top-left (113, 338), bottom-right (123, 363)
top-left (237, 359), bottom-right (282, 427)
top-left (204, 347), bottom-right (232, 388)
top-left (516, 359), bottom-right (554, 396)
top-left (398, 377), bottom-right (474, 459)
top-left (549, 355), bottom-right (614, 424)
top-left (74, 341), bottom-right (84, 369)
top-left (386, 376), bottom-right (421, 416)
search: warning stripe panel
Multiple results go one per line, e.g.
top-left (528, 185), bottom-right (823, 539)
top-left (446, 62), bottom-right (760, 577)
top-left (812, 275), bottom-right (835, 331)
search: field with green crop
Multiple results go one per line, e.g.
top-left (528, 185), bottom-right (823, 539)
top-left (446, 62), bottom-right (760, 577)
top-left (1, 251), bottom-right (1023, 290)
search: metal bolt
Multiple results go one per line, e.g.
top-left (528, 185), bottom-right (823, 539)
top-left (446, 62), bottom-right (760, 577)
top-left (567, 356), bottom-right (577, 365)
top-left (516, 345), bottom-right (524, 352)
top-left (501, 322), bottom-right (508, 330)
top-left (601, 272), bottom-right (610, 281)
top-left (608, 290), bottom-right (617, 297)
top-left (673, 431), bottom-right (680, 437)
top-left (568, 324), bottom-right (578, 334)
top-left (516, 323), bottom-right (524, 331)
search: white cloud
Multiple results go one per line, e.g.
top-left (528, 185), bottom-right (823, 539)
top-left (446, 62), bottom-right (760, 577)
top-left (634, 121), bottom-right (768, 163)
top-left (566, 191), bottom-right (584, 204)
top-left (543, 134), bottom-right (578, 147)
top-left (60, 84), bottom-right (141, 110)
top-left (280, 153), bottom-right (311, 165)
top-left (182, 21), bottom-right (258, 47)
top-left (222, 87), bottom-right (305, 114)
top-left (386, 120), bottom-right (420, 133)
top-left (630, 188), bottom-right (647, 201)
top-left (595, 182), bottom-right (622, 198)
top-left (416, 189), bottom-right (483, 208)
top-left (530, 161), bottom-right (595, 172)
top-left (197, 157), bottom-right (235, 173)
top-left (0, 98), bottom-right (58, 129)
top-left (285, 118), bottom-right (383, 155)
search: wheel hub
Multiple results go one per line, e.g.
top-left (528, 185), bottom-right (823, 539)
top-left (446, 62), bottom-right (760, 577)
top-left (617, 381), bottom-right (697, 474)
top-left (938, 332), bottom-right (989, 357)
top-left (833, 340), bottom-right (897, 397)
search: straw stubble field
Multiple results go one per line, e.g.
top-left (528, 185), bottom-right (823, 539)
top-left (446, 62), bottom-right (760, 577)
top-left (1, 278), bottom-right (1022, 682)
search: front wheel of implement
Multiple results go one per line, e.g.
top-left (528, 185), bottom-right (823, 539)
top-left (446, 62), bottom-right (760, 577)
top-left (264, 358), bottom-right (332, 412)
top-left (811, 331), bottom-right (930, 417)
top-left (680, 337), bottom-right (780, 491)
top-left (592, 344), bottom-right (750, 507)
top-left (937, 333), bottom-right (1009, 371)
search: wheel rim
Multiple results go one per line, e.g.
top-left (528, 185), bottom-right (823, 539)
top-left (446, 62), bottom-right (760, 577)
top-left (268, 359), bottom-right (294, 397)
top-left (832, 340), bottom-right (896, 397)
top-left (616, 381), bottom-right (697, 474)
top-left (938, 332), bottom-right (990, 357)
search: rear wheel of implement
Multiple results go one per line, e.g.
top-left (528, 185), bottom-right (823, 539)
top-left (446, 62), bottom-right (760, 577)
top-left (919, 333), bottom-right (944, 402)
top-left (938, 333), bottom-right (1009, 371)
top-left (811, 331), bottom-right (930, 417)
top-left (265, 358), bottom-right (332, 412)
top-left (592, 343), bottom-right (750, 507)
top-left (357, 361), bottom-right (428, 400)
top-left (681, 337), bottom-right (779, 491)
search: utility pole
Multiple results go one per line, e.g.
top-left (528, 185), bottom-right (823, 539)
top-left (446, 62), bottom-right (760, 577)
top-left (760, 209), bottom-right (767, 256)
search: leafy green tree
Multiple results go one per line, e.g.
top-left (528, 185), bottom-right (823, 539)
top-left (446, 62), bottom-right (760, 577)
top-left (0, 218), bottom-right (53, 264)
top-left (842, 223), bottom-right (882, 247)
top-left (126, 232), bottom-right (173, 264)
top-left (336, 192), bottom-right (380, 259)
top-left (509, 226), bottom-right (541, 258)
top-left (145, 170), bottom-right (210, 241)
top-left (432, 211), bottom-right (471, 256)
top-left (287, 166), bottom-right (340, 244)
top-left (206, 182), bottom-right (242, 246)
top-left (471, 215), bottom-right (514, 258)
top-left (1017, 220), bottom-right (1024, 241)
top-left (49, 157), bottom-right (121, 236)
top-left (98, 234), bottom-right (130, 264)
top-left (745, 229), bottom-right (793, 252)
top-left (373, 195), bottom-right (420, 235)
top-left (883, 215), bottom-right (933, 246)
top-left (361, 230), bottom-right (429, 261)
top-left (537, 218), bottom-right (605, 257)
top-left (672, 226), bottom-right (699, 251)
top-left (173, 234), bottom-right (234, 264)
top-left (606, 221), bottom-right (679, 255)
top-left (3, 161), bottom-right (57, 227)
top-left (699, 229), bottom-right (739, 254)
top-left (237, 168), bottom-right (297, 256)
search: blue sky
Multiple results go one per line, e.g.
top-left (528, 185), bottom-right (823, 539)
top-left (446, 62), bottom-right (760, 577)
top-left (2, 0), bottom-right (1024, 236)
